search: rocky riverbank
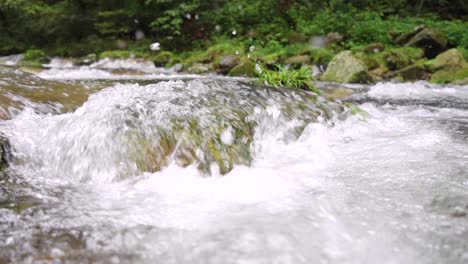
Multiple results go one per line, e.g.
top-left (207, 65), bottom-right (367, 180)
top-left (4, 26), bottom-right (467, 89)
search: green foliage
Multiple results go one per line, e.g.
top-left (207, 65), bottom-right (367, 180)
top-left (258, 65), bottom-right (318, 93)
top-left (23, 49), bottom-right (46, 63)
top-left (99, 50), bottom-right (133, 59)
top-left (0, 0), bottom-right (466, 59)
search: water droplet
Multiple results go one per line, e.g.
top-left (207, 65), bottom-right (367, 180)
top-left (150, 42), bottom-right (160, 51)
top-left (135, 30), bottom-right (145, 40)
top-left (255, 63), bottom-right (262, 74)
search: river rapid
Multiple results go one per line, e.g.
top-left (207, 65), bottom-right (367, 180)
top-left (0, 60), bottom-right (467, 264)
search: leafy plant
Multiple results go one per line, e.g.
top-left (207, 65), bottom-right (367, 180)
top-left (258, 65), bottom-right (319, 93)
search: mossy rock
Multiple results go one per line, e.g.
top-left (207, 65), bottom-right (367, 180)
top-left (228, 61), bottom-right (258, 77)
top-left (431, 66), bottom-right (468, 84)
top-left (218, 55), bottom-right (240, 74)
top-left (432, 49), bottom-right (466, 70)
top-left (395, 63), bottom-right (430, 81)
top-left (187, 63), bottom-right (212, 74)
top-left (0, 137), bottom-right (11, 171)
top-left (321, 51), bottom-right (368, 83)
top-left (151, 51), bottom-right (174, 67)
top-left (401, 27), bottom-right (447, 59)
top-left (363, 43), bottom-right (385, 53)
top-left (348, 70), bottom-right (375, 84)
top-left (359, 55), bottom-right (380, 71)
top-left (383, 48), bottom-right (424, 71)
top-left (75, 53), bottom-right (97, 66)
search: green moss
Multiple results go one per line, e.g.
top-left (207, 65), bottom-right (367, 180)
top-left (99, 50), bottom-right (133, 59)
top-left (150, 51), bottom-right (174, 67)
top-left (308, 48), bottom-right (335, 65)
top-left (431, 67), bottom-right (468, 84)
top-left (228, 61), bottom-right (257, 77)
top-left (23, 49), bottom-right (47, 66)
top-left (344, 103), bottom-right (368, 120)
top-left (381, 47), bottom-right (424, 71)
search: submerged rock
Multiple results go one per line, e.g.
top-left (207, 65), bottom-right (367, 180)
top-left (0, 137), bottom-right (11, 170)
top-left (321, 51), bottom-right (369, 83)
top-left (75, 53), bottom-right (97, 66)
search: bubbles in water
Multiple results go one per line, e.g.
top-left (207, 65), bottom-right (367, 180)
top-left (221, 126), bottom-right (234, 145)
top-left (150, 42), bottom-right (160, 51)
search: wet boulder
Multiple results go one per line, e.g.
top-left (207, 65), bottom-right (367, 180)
top-left (432, 49), bottom-right (466, 70)
top-left (218, 55), bottom-right (240, 74)
top-left (430, 49), bottom-right (468, 83)
top-left (75, 53), bottom-right (97, 66)
top-left (0, 137), bottom-right (11, 170)
top-left (321, 51), bottom-right (369, 83)
top-left (187, 63), bottom-right (212, 74)
top-left (397, 27), bottom-right (447, 59)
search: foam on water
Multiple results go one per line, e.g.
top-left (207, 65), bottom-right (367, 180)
top-left (368, 81), bottom-right (468, 100)
top-left (90, 58), bottom-right (160, 73)
top-left (0, 79), bottom-right (467, 263)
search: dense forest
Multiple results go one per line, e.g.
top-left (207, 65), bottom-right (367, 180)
top-left (0, 0), bottom-right (467, 55)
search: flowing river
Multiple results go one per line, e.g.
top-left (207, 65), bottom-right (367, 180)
top-left (0, 60), bottom-right (467, 263)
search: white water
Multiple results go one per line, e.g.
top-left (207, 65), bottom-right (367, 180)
top-left (0, 76), bottom-right (467, 263)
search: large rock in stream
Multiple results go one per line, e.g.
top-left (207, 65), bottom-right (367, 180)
top-left (1, 79), bottom-right (346, 179)
top-left (431, 49), bottom-right (468, 83)
top-left (321, 51), bottom-right (372, 83)
top-left (396, 27), bottom-right (447, 59)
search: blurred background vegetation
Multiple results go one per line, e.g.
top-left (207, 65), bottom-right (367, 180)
top-left (0, 0), bottom-right (466, 56)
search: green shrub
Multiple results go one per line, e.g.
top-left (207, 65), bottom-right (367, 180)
top-left (23, 49), bottom-right (46, 63)
top-left (258, 65), bottom-right (318, 93)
